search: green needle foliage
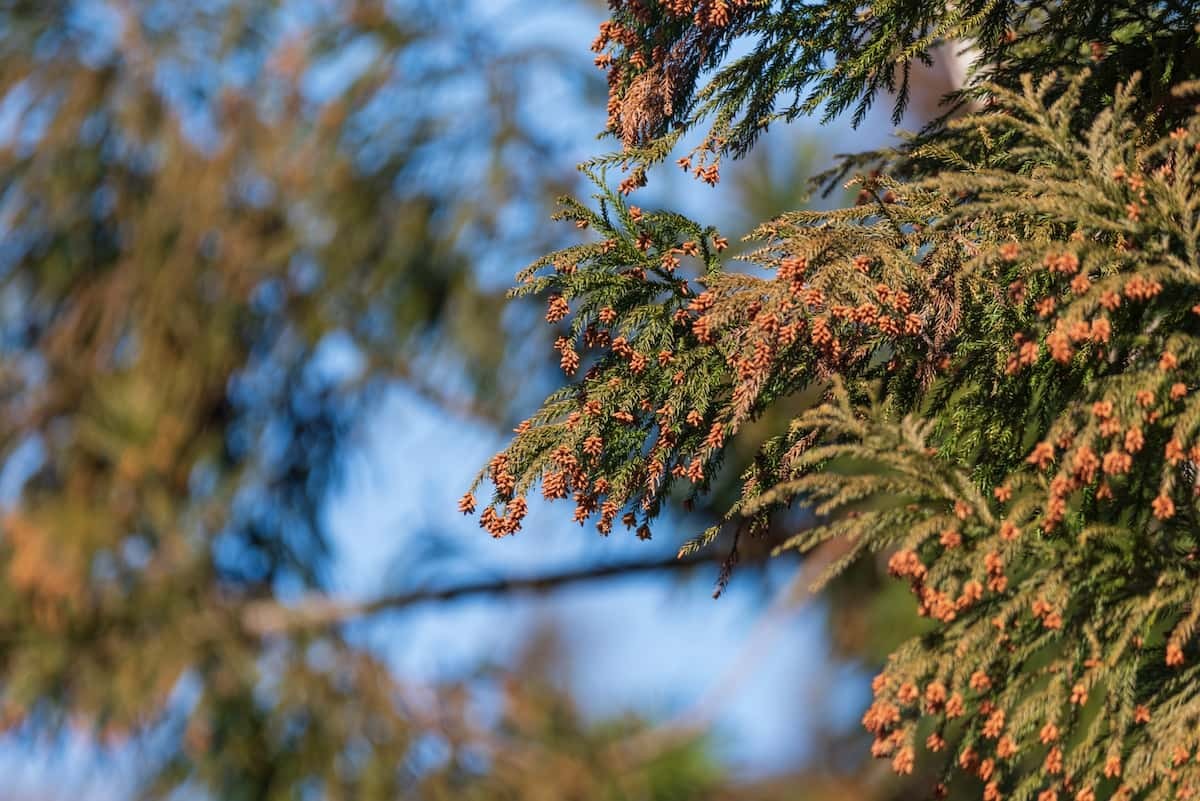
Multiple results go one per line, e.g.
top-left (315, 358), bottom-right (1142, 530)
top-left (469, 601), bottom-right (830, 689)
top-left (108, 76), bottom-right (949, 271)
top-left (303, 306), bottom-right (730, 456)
top-left (472, 2), bottom-right (1200, 798)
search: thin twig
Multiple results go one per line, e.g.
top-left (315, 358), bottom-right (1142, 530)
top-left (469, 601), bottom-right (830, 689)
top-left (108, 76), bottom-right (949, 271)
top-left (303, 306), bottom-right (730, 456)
top-left (611, 537), bottom-right (852, 761)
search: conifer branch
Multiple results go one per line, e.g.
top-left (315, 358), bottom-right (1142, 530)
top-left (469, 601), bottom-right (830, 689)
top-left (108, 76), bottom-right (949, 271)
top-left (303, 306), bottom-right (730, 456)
top-left (472, 6), bottom-right (1200, 788)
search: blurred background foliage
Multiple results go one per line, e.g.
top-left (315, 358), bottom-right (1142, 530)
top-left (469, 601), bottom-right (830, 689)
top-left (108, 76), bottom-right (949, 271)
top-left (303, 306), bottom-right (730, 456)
top-left (0, 1), bottom-right (959, 799)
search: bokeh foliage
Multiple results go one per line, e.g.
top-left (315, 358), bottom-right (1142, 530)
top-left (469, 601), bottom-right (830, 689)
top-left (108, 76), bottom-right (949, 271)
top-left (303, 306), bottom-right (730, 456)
top-left (0, 1), bottom-right (737, 797)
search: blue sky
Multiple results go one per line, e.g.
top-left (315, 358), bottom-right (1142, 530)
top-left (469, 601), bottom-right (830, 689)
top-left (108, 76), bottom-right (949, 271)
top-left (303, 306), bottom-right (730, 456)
top-left (324, 383), bottom-right (873, 775)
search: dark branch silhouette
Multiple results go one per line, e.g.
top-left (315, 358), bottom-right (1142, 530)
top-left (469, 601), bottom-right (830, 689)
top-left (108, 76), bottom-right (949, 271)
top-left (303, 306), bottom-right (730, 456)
top-left (243, 551), bottom-right (719, 635)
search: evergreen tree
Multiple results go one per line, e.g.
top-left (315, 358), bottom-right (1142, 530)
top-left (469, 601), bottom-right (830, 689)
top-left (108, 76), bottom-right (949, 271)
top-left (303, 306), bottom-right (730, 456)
top-left (471, 2), bottom-right (1200, 799)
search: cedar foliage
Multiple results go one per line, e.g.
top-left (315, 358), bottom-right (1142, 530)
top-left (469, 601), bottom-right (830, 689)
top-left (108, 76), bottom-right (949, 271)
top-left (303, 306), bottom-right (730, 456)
top-left (470, 2), bottom-right (1200, 798)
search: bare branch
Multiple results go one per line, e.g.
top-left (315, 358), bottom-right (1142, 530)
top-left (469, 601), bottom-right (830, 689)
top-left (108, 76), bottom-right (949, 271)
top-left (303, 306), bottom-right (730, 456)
top-left (242, 551), bottom-right (719, 636)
